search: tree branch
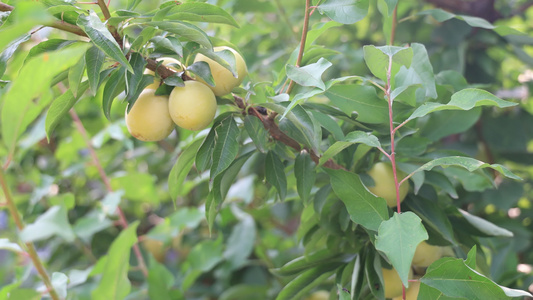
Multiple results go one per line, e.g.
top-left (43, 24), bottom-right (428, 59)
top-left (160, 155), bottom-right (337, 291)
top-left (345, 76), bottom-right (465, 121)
top-left (0, 1), bottom-right (13, 11)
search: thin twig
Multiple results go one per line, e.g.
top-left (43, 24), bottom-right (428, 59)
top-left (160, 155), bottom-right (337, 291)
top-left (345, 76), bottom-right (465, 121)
top-left (69, 109), bottom-right (149, 277)
top-left (0, 169), bottom-right (60, 300)
top-left (285, 0), bottom-right (312, 94)
top-left (0, 1), bottom-right (13, 11)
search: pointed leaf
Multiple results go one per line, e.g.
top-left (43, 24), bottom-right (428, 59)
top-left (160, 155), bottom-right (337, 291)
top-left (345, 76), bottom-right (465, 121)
top-left (363, 45), bottom-right (413, 81)
top-left (410, 156), bottom-right (521, 181)
top-left (102, 67), bottom-right (126, 120)
top-left (265, 151), bottom-right (287, 201)
top-left (45, 82), bottom-right (89, 139)
top-left (68, 55), bottom-right (85, 97)
top-left (275, 263), bottom-right (343, 300)
top-left (319, 131), bottom-right (381, 166)
top-left (295, 152), bottom-right (316, 203)
top-left (376, 212), bottom-right (428, 287)
top-left (459, 209), bottom-right (513, 237)
top-left (210, 117), bottom-right (240, 178)
top-left (0, 34), bottom-right (30, 78)
top-left (20, 206), bottom-right (76, 242)
top-left (85, 46), bottom-right (106, 95)
top-left (317, 0), bottom-right (369, 24)
top-left (244, 115), bottom-right (268, 153)
top-left (196, 128), bottom-right (216, 172)
top-left (407, 89), bottom-right (517, 121)
top-left (169, 139), bottom-right (203, 199)
top-left (148, 21), bottom-right (212, 49)
top-left (92, 221), bottom-right (139, 300)
top-left (0, 238), bottom-right (23, 253)
top-left (77, 11), bottom-right (132, 72)
top-left (326, 169), bottom-right (389, 231)
top-left (286, 57), bottom-right (332, 90)
top-left (1, 43), bottom-right (89, 159)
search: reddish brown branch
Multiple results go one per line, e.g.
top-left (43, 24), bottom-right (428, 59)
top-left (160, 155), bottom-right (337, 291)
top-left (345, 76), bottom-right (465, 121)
top-left (285, 0), bottom-right (312, 95)
top-left (0, 1), bottom-right (13, 11)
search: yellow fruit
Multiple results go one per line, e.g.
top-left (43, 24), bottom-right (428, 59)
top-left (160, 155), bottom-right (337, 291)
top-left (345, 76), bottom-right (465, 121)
top-left (366, 162), bottom-right (409, 207)
top-left (144, 57), bottom-right (182, 90)
top-left (412, 241), bottom-right (444, 267)
top-left (194, 46), bottom-right (248, 96)
top-left (125, 89), bottom-right (174, 141)
top-left (382, 267), bottom-right (413, 299)
top-left (305, 291), bottom-right (329, 300)
top-left (392, 281), bottom-right (420, 300)
top-left (168, 81), bottom-right (217, 131)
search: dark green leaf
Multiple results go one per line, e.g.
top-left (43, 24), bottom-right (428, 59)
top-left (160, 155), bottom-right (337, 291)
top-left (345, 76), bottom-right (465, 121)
top-left (186, 61), bottom-right (215, 86)
top-left (0, 34), bottom-right (30, 78)
top-left (211, 117), bottom-right (240, 179)
top-left (85, 46), bottom-right (106, 96)
top-left (102, 67), bottom-right (126, 120)
top-left (319, 131), bottom-right (381, 166)
top-left (196, 128), bottom-right (216, 172)
top-left (265, 151), bottom-right (287, 201)
top-left (295, 152), bottom-right (316, 204)
top-left (326, 169), bottom-right (389, 231)
top-left (77, 11), bottom-right (132, 72)
top-left (148, 21), bottom-right (212, 49)
top-left (244, 115), bottom-right (269, 153)
top-left (275, 263), bottom-right (343, 300)
top-left (169, 139), bottom-right (203, 199)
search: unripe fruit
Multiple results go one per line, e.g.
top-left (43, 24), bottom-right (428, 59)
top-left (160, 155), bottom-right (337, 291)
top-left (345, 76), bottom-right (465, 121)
top-left (144, 57), bottom-right (182, 90)
top-left (366, 162), bottom-right (409, 207)
top-left (392, 281), bottom-right (420, 300)
top-left (194, 46), bottom-right (248, 96)
top-left (168, 81), bottom-right (217, 131)
top-left (382, 267), bottom-right (413, 299)
top-left (142, 238), bottom-right (167, 263)
top-left (412, 241), bottom-right (444, 267)
top-left (125, 89), bottom-right (174, 141)
top-left (305, 291), bottom-right (329, 300)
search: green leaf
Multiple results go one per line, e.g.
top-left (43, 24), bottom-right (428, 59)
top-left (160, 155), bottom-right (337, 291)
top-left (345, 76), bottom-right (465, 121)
top-left (51, 272), bottom-right (68, 299)
top-left (45, 82), bottom-right (89, 140)
top-left (0, 2), bottom-right (53, 52)
top-left (164, 2), bottom-right (239, 27)
top-left (0, 34), bottom-right (30, 78)
top-left (317, 0), bottom-right (369, 24)
top-left (210, 117), bottom-right (240, 179)
top-left (382, 0), bottom-right (398, 16)
top-left (1, 43), bottom-right (89, 160)
top-left (169, 139), bottom-right (203, 199)
top-left (85, 46), bottom-right (105, 96)
top-left (326, 169), bottom-right (389, 231)
top-left (275, 263), bottom-right (343, 300)
top-left (77, 11), bottom-right (132, 73)
top-left (265, 151), bottom-right (287, 201)
top-left (319, 131), bottom-right (381, 166)
top-left (111, 172), bottom-right (159, 203)
top-left (406, 88), bottom-right (517, 121)
top-left (20, 205), bottom-right (75, 243)
top-left (363, 45), bottom-right (413, 82)
top-left (124, 52), bottom-right (148, 106)
top-left (92, 221), bottom-right (139, 300)
top-left (244, 115), bottom-right (268, 153)
top-left (68, 55), bottom-right (85, 97)
top-left (150, 36), bottom-right (183, 57)
top-left (196, 128), bottom-right (216, 172)
top-left (102, 67), bottom-right (126, 120)
top-left (421, 256), bottom-right (532, 299)
top-left (24, 39), bottom-right (77, 63)
top-left (405, 196), bottom-right (456, 244)
top-left (420, 108), bottom-right (481, 141)
top-left (418, 283), bottom-right (463, 300)
top-left (196, 47), bottom-right (237, 77)
top-left (375, 212), bottom-right (428, 287)
top-left (148, 21), bottom-right (212, 49)
top-left (286, 57), bottom-right (332, 90)
top-left (324, 85), bottom-right (388, 124)
top-left (223, 208), bottom-right (256, 269)
top-left (458, 209), bottom-right (513, 238)
top-left (295, 152), bottom-right (316, 204)
top-left (0, 238), bottom-right (23, 253)
top-left (181, 237), bottom-right (224, 291)
top-left (187, 61), bottom-right (215, 86)
top-left (409, 43), bottom-right (437, 99)
top-left (148, 260), bottom-right (175, 300)
top-left (272, 250), bottom-right (350, 277)
top-left (410, 156), bottom-right (521, 181)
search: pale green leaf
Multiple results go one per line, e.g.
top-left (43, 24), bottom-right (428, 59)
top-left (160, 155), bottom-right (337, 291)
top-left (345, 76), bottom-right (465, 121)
top-left (317, 0), bottom-right (369, 24)
top-left (20, 205), bottom-right (76, 242)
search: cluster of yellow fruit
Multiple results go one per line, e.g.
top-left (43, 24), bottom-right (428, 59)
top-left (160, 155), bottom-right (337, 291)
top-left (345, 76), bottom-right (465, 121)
top-left (125, 46), bottom-right (248, 141)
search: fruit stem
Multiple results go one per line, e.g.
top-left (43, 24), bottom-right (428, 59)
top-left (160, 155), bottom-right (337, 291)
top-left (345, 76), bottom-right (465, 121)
top-left (285, 0), bottom-right (311, 94)
top-left (0, 169), bottom-right (61, 300)
top-left (69, 109), bottom-right (149, 278)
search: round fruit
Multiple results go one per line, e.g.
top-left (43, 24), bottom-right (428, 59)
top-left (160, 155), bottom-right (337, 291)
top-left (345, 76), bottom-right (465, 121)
top-left (144, 57), bottom-right (182, 90)
top-left (366, 162), bottom-right (409, 207)
top-left (382, 267), bottom-right (413, 299)
top-left (392, 281), bottom-right (420, 300)
top-left (412, 241), bottom-right (444, 267)
top-left (194, 46), bottom-right (248, 96)
top-left (125, 89), bottom-right (174, 141)
top-left (168, 81), bottom-right (217, 131)
top-left (305, 291), bottom-right (329, 300)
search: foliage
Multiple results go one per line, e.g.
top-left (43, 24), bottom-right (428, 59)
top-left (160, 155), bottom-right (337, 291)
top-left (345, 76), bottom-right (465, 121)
top-left (1, 0), bottom-right (533, 299)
